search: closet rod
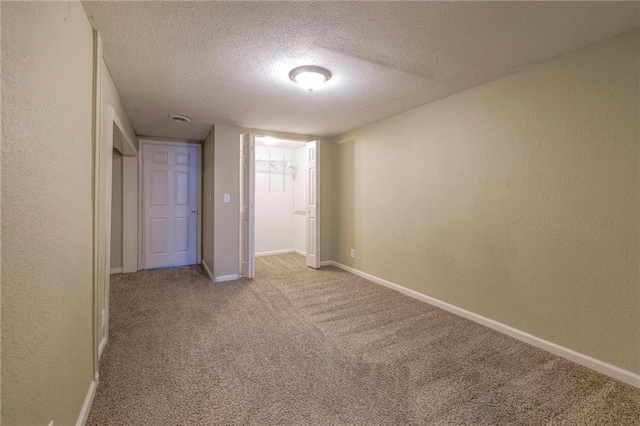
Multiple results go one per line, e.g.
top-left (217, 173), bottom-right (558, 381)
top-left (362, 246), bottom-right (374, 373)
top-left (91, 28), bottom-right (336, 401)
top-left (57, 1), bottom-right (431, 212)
top-left (256, 159), bottom-right (288, 165)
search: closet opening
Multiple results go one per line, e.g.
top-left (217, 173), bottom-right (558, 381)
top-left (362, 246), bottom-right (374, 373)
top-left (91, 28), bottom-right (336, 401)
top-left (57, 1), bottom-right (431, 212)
top-left (255, 137), bottom-right (307, 262)
top-left (240, 133), bottom-right (321, 279)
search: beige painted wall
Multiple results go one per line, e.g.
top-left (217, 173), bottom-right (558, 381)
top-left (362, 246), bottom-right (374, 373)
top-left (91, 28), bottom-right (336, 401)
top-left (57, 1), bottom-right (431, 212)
top-left (320, 140), bottom-right (333, 263)
top-left (202, 128), bottom-right (215, 275)
top-left (121, 155), bottom-right (138, 274)
top-left (111, 149), bottom-right (124, 270)
top-left (213, 124), bottom-right (241, 278)
top-left (332, 28), bottom-right (640, 374)
top-left (1, 2), bottom-right (95, 423)
top-left (212, 125), bottom-right (332, 279)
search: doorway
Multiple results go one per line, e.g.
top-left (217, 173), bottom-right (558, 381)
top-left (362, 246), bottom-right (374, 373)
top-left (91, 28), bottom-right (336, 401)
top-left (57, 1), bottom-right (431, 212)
top-left (96, 106), bottom-right (138, 361)
top-left (140, 140), bottom-right (202, 269)
top-left (240, 133), bottom-right (321, 278)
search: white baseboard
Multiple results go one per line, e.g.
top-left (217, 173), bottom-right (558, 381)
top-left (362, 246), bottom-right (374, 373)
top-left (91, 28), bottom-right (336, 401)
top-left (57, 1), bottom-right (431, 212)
top-left (319, 260), bottom-right (332, 267)
top-left (109, 267), bottom-right (122, 274)
top-left (201, 260), bottom-right (214, 282)
top-left (215, 274), bottom-right (240, 283)
top-left (255, 249), bottom-right (306, 258)
top-left (98, 336), bottom-right (107, 359)
top-left (256, 249), bottom-right (295, 257)
top-left (75, 372), bottom-right (98, 426)
top-left (329, 261), bottom-right (640, 388)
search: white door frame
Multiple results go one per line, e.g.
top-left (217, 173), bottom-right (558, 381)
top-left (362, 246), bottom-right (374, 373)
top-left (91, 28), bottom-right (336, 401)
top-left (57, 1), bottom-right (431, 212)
top-left (138, 139), bottom-right (202, 270)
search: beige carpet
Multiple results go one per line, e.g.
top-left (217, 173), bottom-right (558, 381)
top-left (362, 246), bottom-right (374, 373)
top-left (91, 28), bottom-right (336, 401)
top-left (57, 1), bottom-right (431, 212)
top-left (88, 254), bottom-right (640, 425)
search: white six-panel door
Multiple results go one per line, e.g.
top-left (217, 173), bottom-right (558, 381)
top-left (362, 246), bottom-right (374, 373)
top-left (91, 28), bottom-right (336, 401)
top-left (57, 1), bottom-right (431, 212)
top-left (143, 143), bottom-right (199, 269)
top-left (240, 133), bottom-right (256, 278)
top-left (306, 140), bottom-right (320, 269)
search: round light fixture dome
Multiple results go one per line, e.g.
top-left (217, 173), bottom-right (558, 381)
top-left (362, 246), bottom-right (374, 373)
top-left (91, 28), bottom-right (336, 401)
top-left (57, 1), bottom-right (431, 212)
top-left (289, 65), bottom-right (331, 92)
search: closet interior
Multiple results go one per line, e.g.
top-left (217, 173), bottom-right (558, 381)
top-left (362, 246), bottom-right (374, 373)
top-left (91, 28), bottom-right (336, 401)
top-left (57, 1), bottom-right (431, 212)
top-left (254, 136), bottom-right (309, 259)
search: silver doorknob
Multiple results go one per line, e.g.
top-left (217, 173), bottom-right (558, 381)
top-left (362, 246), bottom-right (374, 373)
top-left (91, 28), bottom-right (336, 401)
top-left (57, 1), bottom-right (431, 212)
top-left (191, 209), bottom-right (198, 214)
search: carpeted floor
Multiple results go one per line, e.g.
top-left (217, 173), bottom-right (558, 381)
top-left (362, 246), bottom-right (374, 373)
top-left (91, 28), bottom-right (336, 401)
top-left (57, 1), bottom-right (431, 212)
top-left (87, 253), bottom-right (640, 425)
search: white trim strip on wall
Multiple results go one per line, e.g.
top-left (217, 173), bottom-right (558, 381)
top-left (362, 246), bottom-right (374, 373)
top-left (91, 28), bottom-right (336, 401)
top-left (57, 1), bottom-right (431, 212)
top-left (327, 261), bottom-right (640, 389)
top-left (98, 336), bottom-right (107, 360)
top-left (255, 249), bottom-right (296, 257)
top-left (255, 249), bottom-right (307, 257)
top-left (76, 372), bottom-right (99, 426)
top-left (215, 274), bottom-right (241, 283)
top-left (201, 260), bottom-right (214, 282)
top-left (110, 267), bottom-right (122, 274)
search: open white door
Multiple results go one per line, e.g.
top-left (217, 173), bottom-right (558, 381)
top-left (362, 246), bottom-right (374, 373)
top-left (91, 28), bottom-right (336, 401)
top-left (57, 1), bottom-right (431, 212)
top-left (240, 133), bottom-right (256, 278)
top-left (306, 140), bottom-right (321, 269)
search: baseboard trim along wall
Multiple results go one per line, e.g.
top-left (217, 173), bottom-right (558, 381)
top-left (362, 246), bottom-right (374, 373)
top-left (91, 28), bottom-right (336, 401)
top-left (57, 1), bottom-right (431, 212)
top-left (256, 249), bottom-right (295, 257)
top-left (201, 260), bottom-right (214, 282)
top-left (215, 274), bottom-right (240, 283)
top-left (109, 267), bottom-right (122, 274)
top-left (328, 261), bottom-right (640, 389)
top-left (98, 336), bottom-right (107, 359)
top-left (76, 372), bottom-right (98, 426)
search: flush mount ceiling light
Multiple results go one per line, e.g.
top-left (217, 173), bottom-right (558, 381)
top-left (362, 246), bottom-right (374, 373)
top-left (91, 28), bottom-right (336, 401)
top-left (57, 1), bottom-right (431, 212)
top-left (169, 114), bottom-right (191, 123)
top-left (289, 65), bottom-right (332, 92)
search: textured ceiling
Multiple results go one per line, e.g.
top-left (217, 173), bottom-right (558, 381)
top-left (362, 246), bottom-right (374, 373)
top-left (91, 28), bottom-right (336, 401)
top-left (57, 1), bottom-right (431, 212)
top-left (82, 1), bottom-right (640, 140)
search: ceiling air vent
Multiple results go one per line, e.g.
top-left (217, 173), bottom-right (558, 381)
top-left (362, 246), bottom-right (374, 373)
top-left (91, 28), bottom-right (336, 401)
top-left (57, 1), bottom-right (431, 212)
top-left (169, 114), bottom-right (191, 123)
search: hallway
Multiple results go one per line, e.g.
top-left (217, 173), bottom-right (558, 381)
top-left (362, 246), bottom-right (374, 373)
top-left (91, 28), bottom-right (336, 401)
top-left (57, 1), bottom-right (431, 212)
top-left (88, 255), bottom-right (640, 425)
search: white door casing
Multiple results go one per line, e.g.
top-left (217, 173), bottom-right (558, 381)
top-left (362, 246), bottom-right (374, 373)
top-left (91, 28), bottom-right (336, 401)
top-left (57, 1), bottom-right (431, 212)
top-left (306, 140), bottom-right (321, 269)
top-left (142, 143), bottom-right (199, 268)
top-left (240, 133), bottom-right (256, 278)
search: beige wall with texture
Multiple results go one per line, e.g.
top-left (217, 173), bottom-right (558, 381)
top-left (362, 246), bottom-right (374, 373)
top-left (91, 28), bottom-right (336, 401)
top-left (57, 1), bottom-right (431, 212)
top-left (202, 128), bottom-right (215, 276)
top-left (111, 149), bottom-right (124, 269)
top-left (332, 28), bottom-right (640, 375)
top-left (1, 2), bottom-right (95, 423)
